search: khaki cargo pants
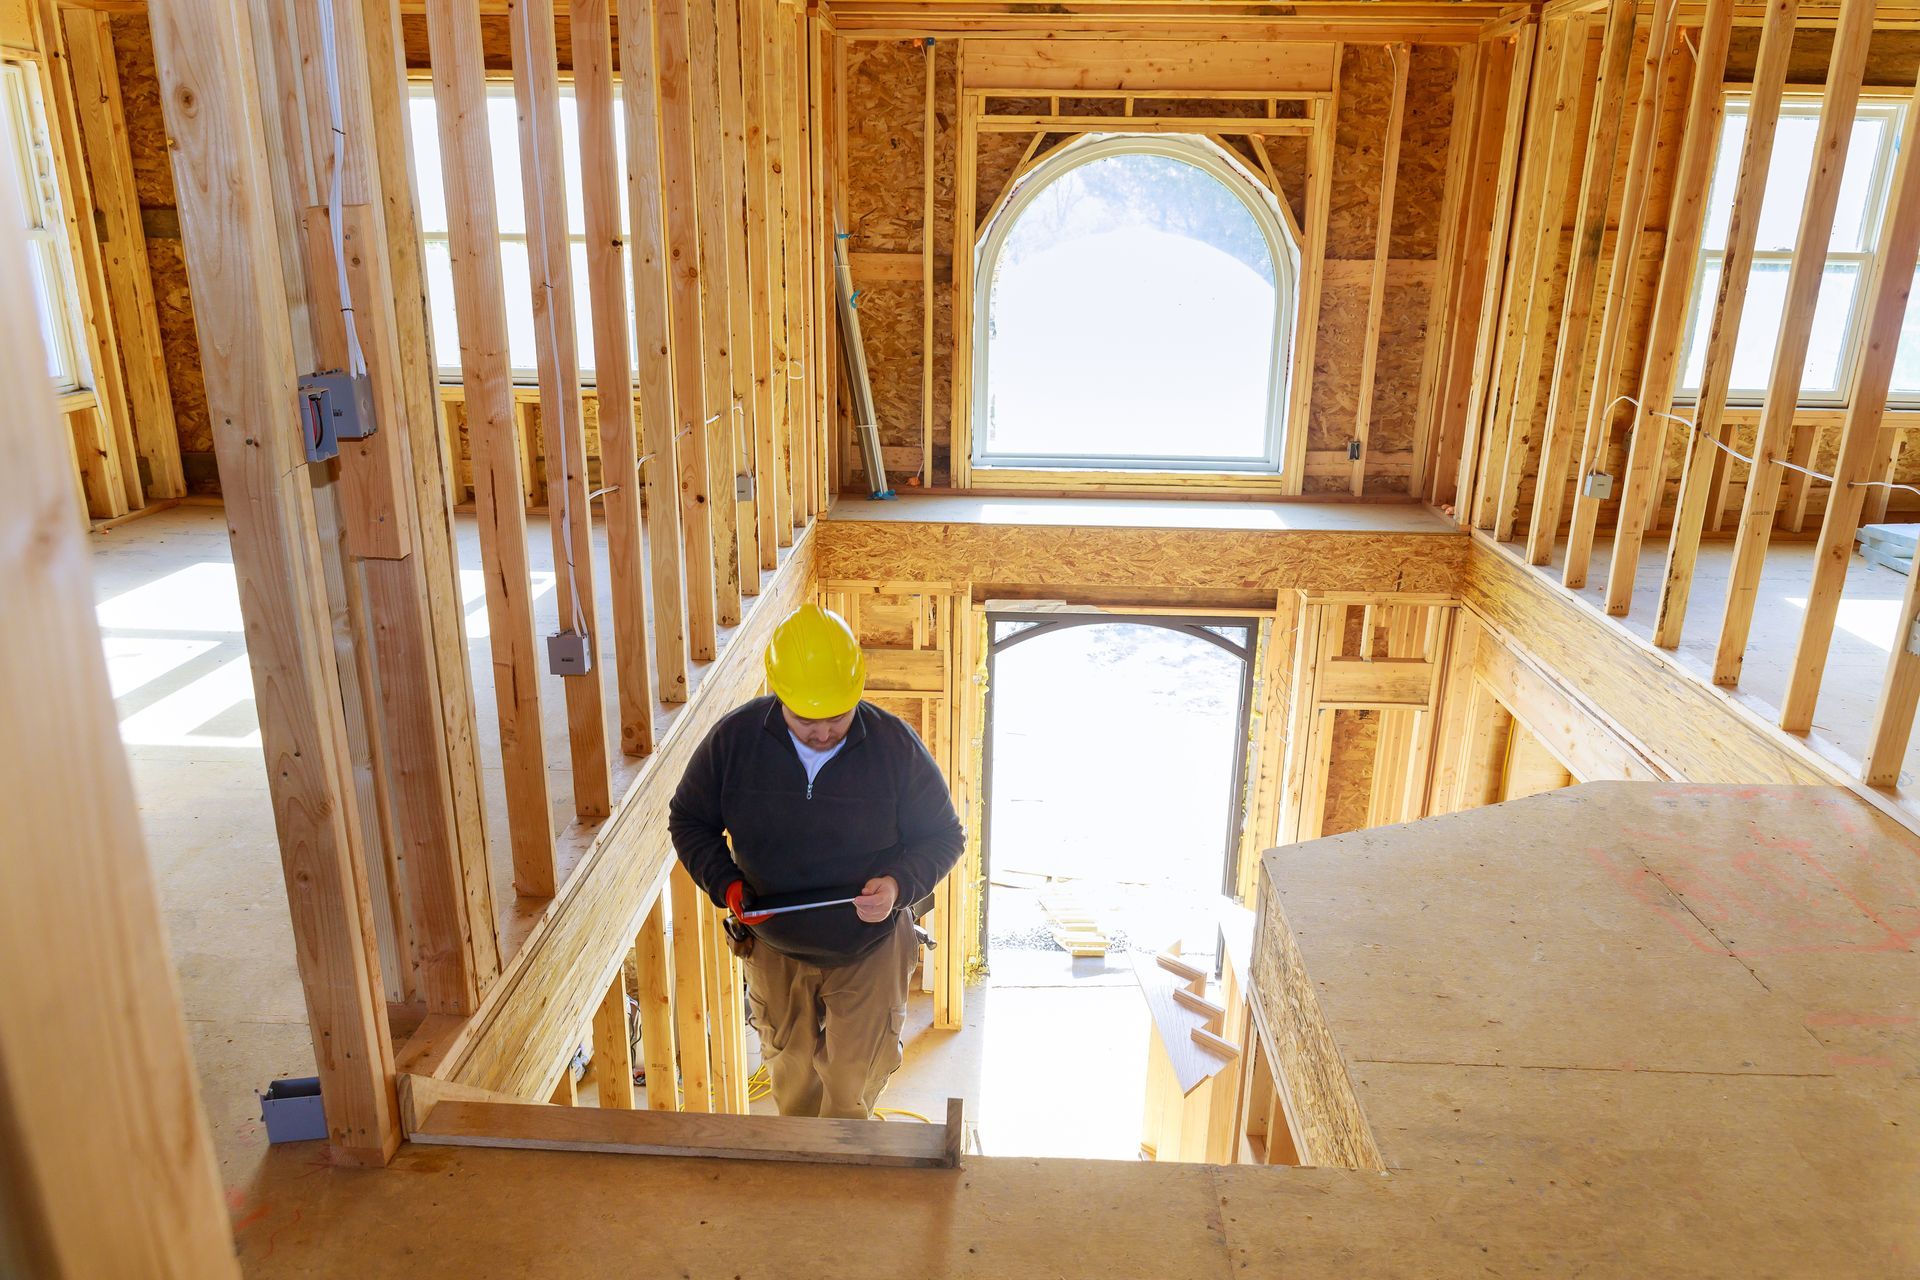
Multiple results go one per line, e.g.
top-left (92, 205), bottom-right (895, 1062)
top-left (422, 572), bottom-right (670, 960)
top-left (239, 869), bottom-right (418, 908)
top-left (743, 912), bottom-right (916, 1119)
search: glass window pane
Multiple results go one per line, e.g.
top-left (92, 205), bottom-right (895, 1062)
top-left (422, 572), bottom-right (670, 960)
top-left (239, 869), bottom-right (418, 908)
top-left (27, 244), bottom-right (66, 381)
top-left (1801, 263), bottom-right (1861, 397)
top-left (1891, 267), bottom-right (1920, 398)
top-left (1701, 110), bottom-right (1746, 251)
top-left (423, 238), bottom-right (461, 373)
top-left (1679, 259), bottom-right (1858, 398)
top-left (570, 240), bottom-right (596, 377)
top-left (1827, 114), bottom-right (1889, 253)
top-left (406, 88), bottom-right (449, 235)
top-left (500, 241), bottom-right (536, 375)
top-left (982, 149), bottom-right (1280, 465)
top-left (488, 91), bottom-right (527, 235)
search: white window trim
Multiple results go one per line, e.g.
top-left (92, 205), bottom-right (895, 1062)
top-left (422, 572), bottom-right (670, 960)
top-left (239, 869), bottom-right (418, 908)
top-left (3, 61), bottom-right (87, 394)
top-left (969, 133), bottom-right (1299, 475)
top-left (1676, 90), bottom-right (1908, 410)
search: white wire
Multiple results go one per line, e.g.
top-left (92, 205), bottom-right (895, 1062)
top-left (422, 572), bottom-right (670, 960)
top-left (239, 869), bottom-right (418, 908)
top-left (316, 1), bottom-right (366, 378)
top-left (1601, 393), bottom-right (1920, 499)
top-left (515, 0), bottom-right (588, 640)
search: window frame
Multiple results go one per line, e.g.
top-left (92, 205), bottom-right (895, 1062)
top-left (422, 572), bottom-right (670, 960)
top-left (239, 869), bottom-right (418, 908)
top-left (1675, 89), bottom-right (1908, 410)
top-left (968, 133), bottom-right (1299, 477)
top-left (2, 59), bottom-right (87, 394)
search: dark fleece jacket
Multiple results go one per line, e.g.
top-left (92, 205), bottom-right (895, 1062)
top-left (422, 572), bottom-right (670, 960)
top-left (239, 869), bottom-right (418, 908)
top-left (668, 695), bottom-right (965, 966)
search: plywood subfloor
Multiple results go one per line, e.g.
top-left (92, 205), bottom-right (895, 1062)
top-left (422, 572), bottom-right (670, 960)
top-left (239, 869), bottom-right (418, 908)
top-left (828, 492), bottom-right (1457, 533)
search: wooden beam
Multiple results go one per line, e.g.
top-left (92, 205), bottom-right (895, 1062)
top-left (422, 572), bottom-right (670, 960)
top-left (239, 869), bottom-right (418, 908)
top-left (668, 863), bottom-right (715, 1112)
top-left (1601, 0), bottom-right (1734, 615)
top-left (0, 192), bottom-right (237, 1279)
top-left (1525, 0), bottom-right (1638, 564)
top-left (572, 0), bottom-right (656, 755)
top-left (1348, 42), bottom-right (1409, 498)
top-left (1713, 0), bottom-right (1875, 686)
top-left (1779, 69), bottom-right (1920, 733)
top-left (1280, 44), bottom-right (1341, 495)
top-left (1652, 0), bottom-right (1798, 649)
top-left (658, 0), bottom-right (721, 661)
top-left (922, 36), bottom-right (936, 487)
top-left (961, 37), bottom-right (1338, 94)
top-left (1409, 41), bottom-right (1479, 501)
top-left (152, 0), bottom-right (399, 1163)
top-left (762, 0), bottom-right (796, 547)
top-left (1563, 0), bottom-right (1681, 588)
top-left (57, 8), bottom-right (184, 500)
top-left (633, 892), bottom-right (680, 1109)
top-left (742, 0), bottom-right (781, 568)
top-left (509, 0), bottom-right (614, 820)
top-left (688, 0), bottom-right (745, 628)
top-left (592, 968), bottom-right (637, 1109)
top-left (622, 0), bottom-right (693, 703)
top-left (717, 0), bottom-right (764, 584)
top-left (410, 1095), bottom-right (962, 1167)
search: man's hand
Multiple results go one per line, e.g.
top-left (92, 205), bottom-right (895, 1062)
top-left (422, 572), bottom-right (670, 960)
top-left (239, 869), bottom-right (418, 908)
top-left (725, 880), bottom-right (773, 926)
top-left (853, 875), bottom-right (899, 923)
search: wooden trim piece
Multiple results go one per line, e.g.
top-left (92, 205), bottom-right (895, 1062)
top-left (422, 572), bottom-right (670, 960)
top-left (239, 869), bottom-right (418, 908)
top-left (1348, 42), bottom-right (1408, 498)
top-left (0, 187), bottom-right (237, 1276)
top-left (572, 0), bottom-right (655, 755)
top-left (152, 0), bottom-right (399, 1163)
top-left (1651, 0), bottom-right (1798, 649)
top-left (1563, 0), bottom-right (1681, 588)
top-left (1779, 69), bottom-right (1920, 733)
top-left (510, 0), bottom-right (613, 819)
top-left (1602, 0), bottom-right (1734, 615)
top-left (1280, 45), bottom-right (1342, 496)
top-left (1525, 0), bottom-right (1639, 564)
top-left (425, 0), bottom-right (557, 894)
top-left (1713, 0), bottom-right (1875, 686)
top-left (622, 0), bottom-right (693, 704)
top-left (411, 1095), bottom-right (963, 1167)
top-left (658, 0), bottom-right (720, 660)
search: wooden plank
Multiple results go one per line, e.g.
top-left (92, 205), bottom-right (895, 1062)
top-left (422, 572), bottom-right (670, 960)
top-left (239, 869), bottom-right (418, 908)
top-left (864, 646), bottom-right (947, 692)
top-left (717, 0), bottom-right (763, 585)
top-left (1563, 0), bottom-right (1680, 588)
top-left (151, 0), bottom-right (399, 1162)
top-left (1348, 42), bottom-right (1409, 498)
top-left (622, 0), bottom-right (693, 704)
top-left (0, 187), bottom-right (238, 1278)
top-left (1602, 0), bottom-right (1735, 616)
top-left (572, 0), bottom-right (655, 756)
top-left (412, 1096), bottom-right (958, 1167)
top-left (510, 0), bottom-right (614, 823)
top-left (741, 0), bottom-right (780, 570)
top-left (1472, 634), bottom-right (1668, 783)
top-left (962, 38), bottom-right (1337, 94)
top-left (592, 969), bottom-right (637, 1109)
top-left (922, 37), bottom-right (936, 486)
top-left (1280, 46), bottom-right (1341, 495)
top-left (669, 863), bottom-right (715, 1112)
top-left (658, 0), bottom-right (720, 661)
top-left (1525, 0), bottom-right (1638, 564)
top-left (1713, 0), bottom-right (1876, 686)
top-left (704, 900), bottom-right (746, 1113)
top-left (1779, 69), bottom-right (1920, 734)
top-left (58, 8), bottom-right (183, 499)
top-left (1863, 546), bottom-right (1920, 784)
top-left (760, 0), bottom-right (795, 548)
top-left (688, 0), bottom-right (744, 628)
top-left (1651, 0), bottom-right (1798, 649)
top-left (1409, 41), bottom-right (1480, 501)
top-left (634, 891), bottom-right (680, 1109)
top-left (1316, 657), bottom-right (1435, 708)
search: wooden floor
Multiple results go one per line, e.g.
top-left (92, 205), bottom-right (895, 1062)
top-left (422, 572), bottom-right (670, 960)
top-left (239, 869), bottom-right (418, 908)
top-left (230, 781), bottom-right (1919, 1277)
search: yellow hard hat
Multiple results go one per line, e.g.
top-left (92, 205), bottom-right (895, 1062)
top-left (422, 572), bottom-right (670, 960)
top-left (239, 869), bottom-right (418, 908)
top-left (765, 604), bottom-right (866, 719)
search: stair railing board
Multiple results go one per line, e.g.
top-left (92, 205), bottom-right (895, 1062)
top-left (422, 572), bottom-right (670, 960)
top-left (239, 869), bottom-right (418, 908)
top-left (1525, 0), bottom-right (1640, 565)
top-left (1780, 68), bottom-right (1920, 736)
top-left (1599, 0), bottom-right (1735, 616)
top-left (621, 0), bottom-right (694, 704)
top-left (423, 0), bottom-right (558, 895)
top-left (1562, 1), bottom-right (1680, 589)
top-left (1650, 0), bottom-right (1799, 650)
top-left (571, 0), bottom-right (657, 757)
top-left (1713, 0), bottom-right (1877, 688)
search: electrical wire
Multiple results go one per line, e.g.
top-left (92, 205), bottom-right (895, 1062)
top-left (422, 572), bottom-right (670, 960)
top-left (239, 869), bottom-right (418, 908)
top-left (873, 1107), bottom-right (933, 1123)
top-left (315, 0), bottom-right (366, 378)
top-left (513, 0), bottom-right (589, 641)
top-left (1601, 393), bottom-right (1920, 501)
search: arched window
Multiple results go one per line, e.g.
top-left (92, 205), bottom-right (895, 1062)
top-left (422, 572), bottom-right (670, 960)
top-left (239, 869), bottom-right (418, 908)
top-left (972, 135), bottom-right (1297, 475)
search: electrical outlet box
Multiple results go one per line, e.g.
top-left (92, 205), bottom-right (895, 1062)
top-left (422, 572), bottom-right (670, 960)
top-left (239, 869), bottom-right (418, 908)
top-left (1583, 470), bottom-right (1615, 500)
top-left (299, 370), bottom-right (379, 449)
top-left (1907, 616), bottom-right (1920, 659)
top-left (736, 472), bottom-right (755, 502)
top-left (547, 629), bottom-right (591, 677)
top-left (298, 376), bottom-right (340, 462)
top-left (1346, 439), bottom-right (1363, 461)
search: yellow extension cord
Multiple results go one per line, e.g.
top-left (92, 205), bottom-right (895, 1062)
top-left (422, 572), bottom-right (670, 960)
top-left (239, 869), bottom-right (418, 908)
top-left (745, 1064), bottom-right (932, 1123)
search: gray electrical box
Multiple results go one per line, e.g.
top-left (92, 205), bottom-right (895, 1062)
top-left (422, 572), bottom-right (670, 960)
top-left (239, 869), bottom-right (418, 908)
top-left (298, 370), bottom-right (379, 465)
top-left (547, 629), bottom-right (592, 677)
top-left (736, 472), bottom-right (755, 502)
top-left (1582, 470), bottom-right (1615, 500)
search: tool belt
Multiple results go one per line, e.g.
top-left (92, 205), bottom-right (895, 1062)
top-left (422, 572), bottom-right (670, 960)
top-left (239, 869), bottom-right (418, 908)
top-left (722, 917), bottom-right (755, 959)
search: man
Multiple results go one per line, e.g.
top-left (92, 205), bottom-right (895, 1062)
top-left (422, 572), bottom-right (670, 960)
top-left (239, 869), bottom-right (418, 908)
top-left (668, 603), bottom-right (965, 1119)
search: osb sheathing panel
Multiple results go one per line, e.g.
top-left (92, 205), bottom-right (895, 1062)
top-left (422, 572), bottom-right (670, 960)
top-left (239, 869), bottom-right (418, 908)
top-left (816, 520), bottom-right (1468, 600)
top-left (1389, 46), bottom-right (1459, 261)
top-left (846, 40), bottom-right (927, 254)
top-left (112, 14), bottom-right (215, 475)
top-left (1370, 279), bottom-right (1430, 460)
top-left (1307, 282), bottom-right (1368, 455)
top-left (973, 127), bottom-right (1036, 225)
top-left (933, 47), bottom-right (958, 479)
top-left (1724, 24), bottom-right (1920, 86)
top-left (1326, 45), bottom-right (1394, 262)
top-left (1320, 708), bottom-right (1378, 838)
top-left (857, 284), bottom-right (925, 456)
